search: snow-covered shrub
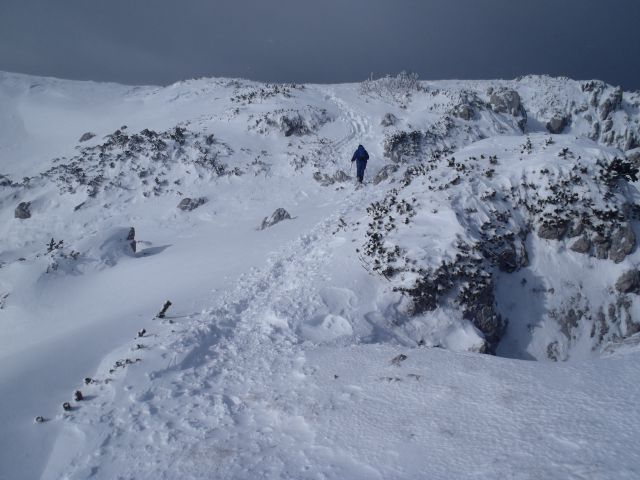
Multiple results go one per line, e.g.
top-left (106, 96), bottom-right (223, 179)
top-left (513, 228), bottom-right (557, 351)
top-left (359, 71), bottom-right (422, 103)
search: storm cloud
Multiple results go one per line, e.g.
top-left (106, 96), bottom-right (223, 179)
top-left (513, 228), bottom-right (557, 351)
top-left (0, 0), bottom-right (638, 88)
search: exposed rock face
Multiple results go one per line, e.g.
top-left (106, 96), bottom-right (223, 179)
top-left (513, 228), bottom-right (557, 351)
top-left (570, 235), bottom-right (591, 254)
top-left (599, 86), bottom-right (623, 121)
top-left (78, 132), bottom-right (96, 142)
top-left (616, 270), bottom-right (640, 294)
top-left (14, 201), bottom-right (31, 219)
top-left (538, 220), bottom-right (568, 240)
top-left (546, 115), bottom-right (569, 134)
top-left (453, 104), bottom-right (474, 121)
top-left (626, 148), bottom-right (640, 168)
top-left (177, 197), bottom-right (208, 211)
top-left (380, 113), bottom-right (398, 127)
top-left (260, 208), bottom-right (292, 230)
top-left (489, 88), bottom-right (527, 130)
top-left (609, 224), bottom-right (636, 263)
top-left (373, 164), bottom-right (399, 185)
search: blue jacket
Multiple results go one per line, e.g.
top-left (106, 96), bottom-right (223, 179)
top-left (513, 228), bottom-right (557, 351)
top-left (351, 145), bottom-right (369, 163)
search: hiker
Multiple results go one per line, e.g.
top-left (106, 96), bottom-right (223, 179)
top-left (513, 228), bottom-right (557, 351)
top-left (351, 144), bottom-right (369, 183)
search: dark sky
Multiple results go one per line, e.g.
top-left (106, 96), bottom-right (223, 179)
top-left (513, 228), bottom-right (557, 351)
top-left (1, 0), bottom-right (638, 89)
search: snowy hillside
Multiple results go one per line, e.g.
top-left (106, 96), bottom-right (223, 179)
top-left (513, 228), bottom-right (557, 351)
top-left (1, 71), bottom-right (640, 479)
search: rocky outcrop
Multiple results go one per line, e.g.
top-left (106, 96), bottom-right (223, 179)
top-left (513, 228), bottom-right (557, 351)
top-left (599, 86), bottom-right (623, 121)
top-left (609, 224), bottom-right (636, 263)
top-left (177, 197), bottom-right (208, 211)
top-left (488, 88), bottom-right (527, 131)
top-left (570, 235), bottom-right (591, 254)
top-left (546, 115), bottom-right (569, 134)
top-left (616, 270), bottom-right (640, 294)
top-left (453, 104), bottom-right (474, 121)
top-left (626, 148), bottom-right (640, 168)
top-left (15, 201), bottom-right (31, 219)
top-left (538, 220), bottom-right (568, 240)
top-left (313, 170), bottom-right (351, 186)
top-left (260, 208), bottom-right (292, 230)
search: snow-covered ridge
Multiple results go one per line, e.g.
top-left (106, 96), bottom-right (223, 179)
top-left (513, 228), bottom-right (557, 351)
top-left (1, 71), bottom-right (640, 479)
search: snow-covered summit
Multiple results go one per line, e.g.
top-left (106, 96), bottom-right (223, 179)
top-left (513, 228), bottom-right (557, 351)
top-left (1, 71), bottom-right (640, 479)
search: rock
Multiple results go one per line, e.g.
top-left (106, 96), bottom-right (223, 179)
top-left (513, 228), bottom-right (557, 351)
top-left (381, 113), bottom-right (398, 127)
top-left (566, 220), bottom-right (584, 238)
top-left (313, 172), bottom-right (333, 186)
top-left (497, 248), bottom-right (518, 273)
top-left (626, 148), bottom-right (640, 168)
top-left (489, 88), bottom-right (527, 130)
top-left (569, 235), bottom-right (591, 254)
top-left (333, 170), bottom-right (350, 182)
top-left (74, 390), bottom-right (83, 401)
top-left (260, 208), bottom-right (292, 230)
top-left (546, 115), bottom-right (569, 134)
top-left (453, 104), bottom-right (474, 121)
top-left (78, 132), bottom-right (96, 142)
top-left (177, 197), bottom-right (207, 211)
top-left (599, 86), bottom-right (623, 121)
top-left (609, 224), bottom-right (635, 263)
top-left (592, 233), bottom-right (611, 259)
top-left (616, 269), bottom-right (640, 294)
top-left (373, 164), bottom-right (399, 185)
top-left (127, 227), bottom-right (136, 253)
top-left (14, 202), bottom-right (31, 219)
top-left (538, 220), bottom-right (568, 240)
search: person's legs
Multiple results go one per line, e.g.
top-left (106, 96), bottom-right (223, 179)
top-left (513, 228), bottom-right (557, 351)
top-left (356, 160), bottom-right (366, 183)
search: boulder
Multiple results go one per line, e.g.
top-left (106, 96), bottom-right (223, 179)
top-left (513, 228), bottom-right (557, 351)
top-left (15, 201), bottom-right (31, 219)
top-left (615, 269), bottom-right (640, 294)
top-left (569, 235), bottom-right (591, 254)
top-left (333, 170), bottom-right (350, 182)
top-left (489, 88), bottom-right (527, 130)
top-left (497, 248), bottom-right (518, 273)
top-left (538, 220), bottom-right (568, 240)
top-left (381, 113), bottom-right (398, 127)
top-left (453, 104), bottom-right (474, 121)
top-left (260, 208), bottom-right (292, 230)
top-left (177, 197), bottom-right (207, 211)
top-left (609, 224), bottom-right (635, 263)
top-left (78, 132), bottom-right (96, 142)
top-left (546, 115), bottom-right (569, 134)
top-left (592, 234), bottom-right (611, 259)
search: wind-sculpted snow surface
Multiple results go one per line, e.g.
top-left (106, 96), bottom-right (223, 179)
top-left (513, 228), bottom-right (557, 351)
top-left (1, 71), bottom-right (640, 479)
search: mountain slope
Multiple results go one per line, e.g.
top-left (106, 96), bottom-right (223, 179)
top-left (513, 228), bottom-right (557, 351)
top-left (1, 71), bottom-right (640, 479)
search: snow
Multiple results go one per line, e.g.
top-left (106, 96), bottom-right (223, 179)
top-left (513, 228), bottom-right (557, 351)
top-left (1, 71), bottom-right (639, 479)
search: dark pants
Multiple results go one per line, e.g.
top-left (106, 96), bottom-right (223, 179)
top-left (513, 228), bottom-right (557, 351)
top-left (355, 159), bottom-right (367, 183)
